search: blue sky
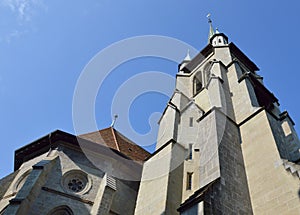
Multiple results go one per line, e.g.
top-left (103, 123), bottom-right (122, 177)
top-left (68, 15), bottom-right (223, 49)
top-left (1, 0), bottom-right (300, 178)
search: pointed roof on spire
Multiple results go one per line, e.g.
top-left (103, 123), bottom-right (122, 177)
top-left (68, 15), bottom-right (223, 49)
top-left (178, 49), bottom-right (192, 73)
top-left (207, 13), bottom-right (215, 42)
top-left (183, 49), bottom-right (191, 61)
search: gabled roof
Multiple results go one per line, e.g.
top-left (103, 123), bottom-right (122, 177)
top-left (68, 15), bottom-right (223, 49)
top-left (79, 127), bottom-right (151, 162)
top-left (180, 100), bottom-right (204, 115)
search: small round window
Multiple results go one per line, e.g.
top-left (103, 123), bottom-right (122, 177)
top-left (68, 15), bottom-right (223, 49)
top-left (61, 170), bottom-right (91, 194)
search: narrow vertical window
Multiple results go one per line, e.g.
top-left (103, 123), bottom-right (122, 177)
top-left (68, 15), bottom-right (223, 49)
top-left (193, 75), bottom-right (202, 95)
top-left (189, 117), bottom-right (193, 127)
top-left (188, 144), bottom-right (193, 160)
top-left (187, 172), bottom-right (193, 190)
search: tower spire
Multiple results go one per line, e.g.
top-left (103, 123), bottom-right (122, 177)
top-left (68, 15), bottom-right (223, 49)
top-left (178, 49), bottom-right (191, 73)
top-left (207, 13), bottom-right (215, 42)
top-left (207, 16), bottom-right (229, 46)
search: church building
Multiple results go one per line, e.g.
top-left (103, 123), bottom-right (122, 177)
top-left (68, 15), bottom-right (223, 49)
top-left (0, 18), bottom-right (300, 215)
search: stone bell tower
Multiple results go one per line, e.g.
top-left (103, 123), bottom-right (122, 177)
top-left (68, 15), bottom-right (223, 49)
top-left (135, 16), bottom-right (300, 214)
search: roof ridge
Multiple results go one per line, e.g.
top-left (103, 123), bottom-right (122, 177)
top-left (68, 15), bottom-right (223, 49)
top-left (78, 127), bottom-right (111, 136)
top-left (114, 129), bottom-right (136, 145)
top-left (110, 127), bottom-right (120, 151)
top-left (113, 129), bottom-right (151, 154)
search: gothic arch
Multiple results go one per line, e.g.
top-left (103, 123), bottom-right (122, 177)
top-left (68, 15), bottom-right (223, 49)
top-left (203, 61), bottom-right (213, 86)
top-left (47, 205), bottom-right (73, 215)
top-left (193, 61), bottom-right (213, 95)
top-left (193, 75), bottom-right (202, 95)
top-left (13, 169), bottom-right (32, 193)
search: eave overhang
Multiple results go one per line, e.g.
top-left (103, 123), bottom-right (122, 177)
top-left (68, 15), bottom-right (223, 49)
top-left (229, 42), bottom-right (259, 72)
top-left (14, 130), bottom-right (131, 171)
top-left (239, 72), bottom-right (278, 109)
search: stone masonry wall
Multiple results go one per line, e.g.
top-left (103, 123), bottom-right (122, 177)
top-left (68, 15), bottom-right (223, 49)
top-left (204, 111), bottom-right (253, 214)
top-left (241, 110), bottom-right (300, 214)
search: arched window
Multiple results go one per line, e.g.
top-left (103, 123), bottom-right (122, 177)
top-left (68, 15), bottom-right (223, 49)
top-left (13, 169), bottom-right (31, 193)
top-left (47, 206), bottom-right (73, 215)
top-left (203, 62), bottom-right (212, 86)
top-left (193, 72), bottom-right (203, 95)
top-left (193, 62), bottom-right (213, 95)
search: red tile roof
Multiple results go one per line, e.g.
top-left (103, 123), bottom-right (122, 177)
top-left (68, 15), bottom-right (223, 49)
top-left (79, 127), bottom-right (151, 162)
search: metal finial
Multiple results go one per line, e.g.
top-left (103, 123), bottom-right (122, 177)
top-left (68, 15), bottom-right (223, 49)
top-left (207, 13), bottom-right (215, 42)
top-left (207, 13), bottom-right (212, 22)
top-left (111, 114), bottom-right (118, 127)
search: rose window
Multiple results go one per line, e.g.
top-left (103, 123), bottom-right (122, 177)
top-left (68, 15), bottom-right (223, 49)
top-left (61, 170), bottom-right (91, 194)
